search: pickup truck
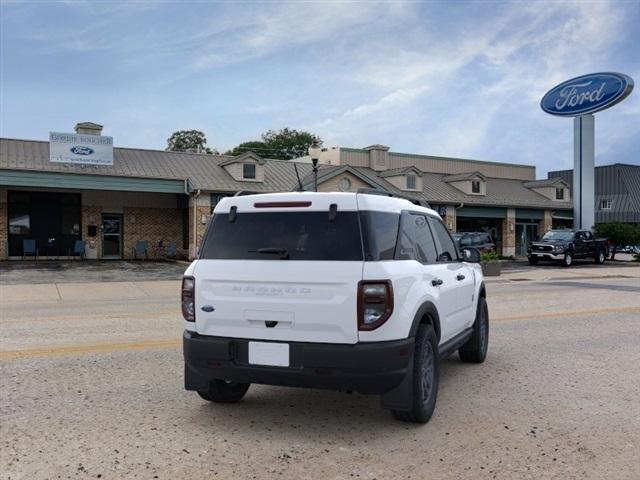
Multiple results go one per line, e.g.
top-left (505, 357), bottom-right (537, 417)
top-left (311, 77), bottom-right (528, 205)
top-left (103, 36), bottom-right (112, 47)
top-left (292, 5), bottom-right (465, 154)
top-left (527, 230), bottom-right (608, 267)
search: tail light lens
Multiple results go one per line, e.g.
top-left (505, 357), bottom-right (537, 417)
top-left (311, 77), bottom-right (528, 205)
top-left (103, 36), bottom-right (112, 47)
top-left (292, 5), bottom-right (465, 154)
top-left (358, 280), bottom-right (393, 331)
top-left (182, 276), bottom-right (195, 322)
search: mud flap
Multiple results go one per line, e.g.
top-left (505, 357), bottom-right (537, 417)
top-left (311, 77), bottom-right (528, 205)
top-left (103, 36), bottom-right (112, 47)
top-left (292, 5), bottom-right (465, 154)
top-left (184, 363), bottom-right (210, 392)
top-left (380, 354), bottom-right (414, 412)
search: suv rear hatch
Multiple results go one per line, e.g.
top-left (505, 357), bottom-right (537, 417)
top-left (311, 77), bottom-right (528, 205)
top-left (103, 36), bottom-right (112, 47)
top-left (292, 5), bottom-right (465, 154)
top-left (193, 194), bottom-right (363, 344)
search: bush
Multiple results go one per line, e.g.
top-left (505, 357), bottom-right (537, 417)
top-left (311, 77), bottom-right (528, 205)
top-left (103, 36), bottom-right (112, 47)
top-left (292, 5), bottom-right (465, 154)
top-left (481, 251), bottom-right (500, 263)
top-left (634, 253), bottom-right (640, 262)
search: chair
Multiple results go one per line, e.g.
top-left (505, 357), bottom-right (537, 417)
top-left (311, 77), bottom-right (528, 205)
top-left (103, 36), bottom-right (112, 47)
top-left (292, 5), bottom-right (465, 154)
top-left (69, 240), bottom-right (86, 260)
top-left (133, 240), bottom-right (149, 260)
top-left (166, 241), bottom-right (177, 258)
top-left (22, 239), bottom-right (38, 260)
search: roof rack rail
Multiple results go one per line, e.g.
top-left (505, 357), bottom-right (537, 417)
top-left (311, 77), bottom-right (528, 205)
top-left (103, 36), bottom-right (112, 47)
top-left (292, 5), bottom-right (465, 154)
top-left (356, 188), bottom-right (431, 209)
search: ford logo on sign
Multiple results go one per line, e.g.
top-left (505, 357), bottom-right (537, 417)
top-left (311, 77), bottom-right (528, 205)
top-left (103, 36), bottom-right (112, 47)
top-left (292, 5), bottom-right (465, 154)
top-left (541, 72), bottom-right (634, 117)
top-left (70, 146), bottom-right (94, 155)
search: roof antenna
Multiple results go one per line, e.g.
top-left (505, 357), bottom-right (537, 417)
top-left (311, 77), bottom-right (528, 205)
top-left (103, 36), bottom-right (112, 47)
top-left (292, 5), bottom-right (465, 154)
top-left (293, 162), bottom-right (304, 191)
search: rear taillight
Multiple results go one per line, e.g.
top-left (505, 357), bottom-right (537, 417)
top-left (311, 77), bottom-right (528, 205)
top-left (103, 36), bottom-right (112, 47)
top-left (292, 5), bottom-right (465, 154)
top-left (357, 280), bottom-right (393, 331)
top-left (182, 276), bottom-right (195, 322)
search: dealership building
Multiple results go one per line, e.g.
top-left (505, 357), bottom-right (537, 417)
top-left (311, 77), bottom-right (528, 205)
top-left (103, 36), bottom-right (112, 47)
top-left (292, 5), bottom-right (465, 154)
top-left (1, 122), bottom-right (574, 260)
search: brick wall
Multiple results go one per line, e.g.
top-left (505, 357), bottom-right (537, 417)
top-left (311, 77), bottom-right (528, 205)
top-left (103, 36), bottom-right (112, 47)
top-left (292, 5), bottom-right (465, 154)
top-left (539, 210), bottom-right (553, 236)
top-left (188, 194), bottom-right (211, 259)
top-left (444, 205), bottom-right (457, 232)
top-left (0, 188), bottom-right (7, 260)
top-left (123, 206), bottom-right (183, 260)
top-left (501, 208), bottom-right (516, 256)
top-left (81, 205), bottom-right (103, 259)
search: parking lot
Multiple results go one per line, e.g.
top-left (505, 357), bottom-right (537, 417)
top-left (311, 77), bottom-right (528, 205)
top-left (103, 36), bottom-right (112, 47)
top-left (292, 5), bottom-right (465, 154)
top-left (1, 261), bottom-right (640, 479)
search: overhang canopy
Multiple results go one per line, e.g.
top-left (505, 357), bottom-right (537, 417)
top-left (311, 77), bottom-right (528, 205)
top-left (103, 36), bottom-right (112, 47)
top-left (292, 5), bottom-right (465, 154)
top-left (0, 169), bottom-right (187, 194)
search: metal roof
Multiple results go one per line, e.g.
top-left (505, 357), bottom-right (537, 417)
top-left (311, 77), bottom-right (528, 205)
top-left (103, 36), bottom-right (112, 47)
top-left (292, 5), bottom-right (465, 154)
top-left (0, 137), bottom-right (572, 210)
top-left (443, 171), bottom-right (487, 182)
top-left (0, 137), bottom-right (312, 193)
top-left (299, 163), bottom-right (572, 209)
top-left (548, 164), bottom-right (640, 222)
top-left (523, 178), bottom-right (567, 188)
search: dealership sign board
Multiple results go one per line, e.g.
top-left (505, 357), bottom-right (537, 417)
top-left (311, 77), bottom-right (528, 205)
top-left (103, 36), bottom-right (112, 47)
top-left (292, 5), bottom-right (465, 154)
top-left (540, 72), bottom-right (634, 117)
top-left (540, 72), bottom-right (634, 230)
top-left (49, 132), bottom-right (114, 166)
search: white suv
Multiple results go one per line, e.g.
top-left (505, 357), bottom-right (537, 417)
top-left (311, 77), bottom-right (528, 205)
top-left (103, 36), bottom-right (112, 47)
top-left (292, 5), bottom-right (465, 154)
top-left (182, 191), bottom-right (489, 423)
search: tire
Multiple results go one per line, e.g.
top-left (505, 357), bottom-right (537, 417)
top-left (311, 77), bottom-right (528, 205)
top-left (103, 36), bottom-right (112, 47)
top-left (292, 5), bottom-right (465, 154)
top-left (197, 380), bottom-right (250, 404)
top-left (562, 252), bottom-right (573, 267)
top-left (459, 297), bottom-right (489, 363)
top-left (595, 250), bottom-right (606, 265)
top-left (391, 324), bottom-right (439, 424)
top-left (528, 256), bottom-right (539, 265)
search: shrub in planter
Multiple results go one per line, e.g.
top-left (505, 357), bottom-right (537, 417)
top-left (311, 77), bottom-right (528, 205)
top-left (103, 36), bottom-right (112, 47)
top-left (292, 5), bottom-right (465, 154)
top-left (481, 251), bottom-right (501, 276)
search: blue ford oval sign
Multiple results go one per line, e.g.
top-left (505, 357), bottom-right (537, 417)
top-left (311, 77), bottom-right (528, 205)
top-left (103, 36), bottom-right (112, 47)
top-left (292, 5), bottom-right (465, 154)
top-left (70, 146), bottom-right (95, 155)
top-left (541, 72), bottom-right (633, 116)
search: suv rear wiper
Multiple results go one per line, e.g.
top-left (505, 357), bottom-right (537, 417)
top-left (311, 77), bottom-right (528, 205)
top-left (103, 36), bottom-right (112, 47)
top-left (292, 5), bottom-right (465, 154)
top-left (249, 247), bottom-right (290, 259)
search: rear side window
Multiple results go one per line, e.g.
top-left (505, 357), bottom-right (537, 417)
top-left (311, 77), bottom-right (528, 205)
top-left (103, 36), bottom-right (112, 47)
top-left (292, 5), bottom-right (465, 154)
top-left (396, 212), bottom-right (438, 264)
top-left (460, 235), bottom-right (473, 247)
top-left (359, 211), bottom-right (400, 261)
top-left (428, 217), bottom-right (458, 262)
top-left (473, 234), bottom-right (490, 245)
top-left (200, 211), bottom-right (363, 261)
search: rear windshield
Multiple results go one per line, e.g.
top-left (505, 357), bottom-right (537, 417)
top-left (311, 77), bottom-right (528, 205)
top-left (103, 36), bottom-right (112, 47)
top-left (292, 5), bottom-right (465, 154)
top-left (199, 211), bottom-right (364, 261)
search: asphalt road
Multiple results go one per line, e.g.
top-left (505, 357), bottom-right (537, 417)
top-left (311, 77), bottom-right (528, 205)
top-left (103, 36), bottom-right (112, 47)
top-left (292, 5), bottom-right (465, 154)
top-left (1, 271), bottom-right (640, 479)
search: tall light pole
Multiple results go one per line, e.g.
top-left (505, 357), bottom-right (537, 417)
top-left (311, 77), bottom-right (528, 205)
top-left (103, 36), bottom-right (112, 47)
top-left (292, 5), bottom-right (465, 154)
top-left (308, 140), bottom-right (322, 192)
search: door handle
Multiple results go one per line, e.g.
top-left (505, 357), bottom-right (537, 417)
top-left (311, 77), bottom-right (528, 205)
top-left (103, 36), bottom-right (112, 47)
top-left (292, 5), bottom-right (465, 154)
top-left (456, 274), bottom-right (466, 281)
top-left (431, 278), bottom-right (443, 287)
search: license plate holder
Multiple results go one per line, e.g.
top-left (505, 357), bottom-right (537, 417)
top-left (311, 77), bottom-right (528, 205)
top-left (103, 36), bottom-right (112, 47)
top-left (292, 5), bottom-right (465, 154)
top-left (248, 341), bottom-right (290, 367)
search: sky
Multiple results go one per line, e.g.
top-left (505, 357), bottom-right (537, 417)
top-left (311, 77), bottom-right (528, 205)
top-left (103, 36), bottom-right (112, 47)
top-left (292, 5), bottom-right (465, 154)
top-left (1, 0), bottom-right (639, 177)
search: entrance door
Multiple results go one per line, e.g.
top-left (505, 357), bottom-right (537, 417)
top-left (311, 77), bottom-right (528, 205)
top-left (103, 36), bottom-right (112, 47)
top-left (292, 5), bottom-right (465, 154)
top-left (102, 214), bottom-right (123, 259)
top-left (516, 223), bottom-right (539, 257)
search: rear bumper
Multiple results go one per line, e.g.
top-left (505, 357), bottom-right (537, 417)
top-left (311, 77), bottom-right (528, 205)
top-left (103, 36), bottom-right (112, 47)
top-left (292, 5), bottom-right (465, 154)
top-left (183, 331), bottom-right (413, 395)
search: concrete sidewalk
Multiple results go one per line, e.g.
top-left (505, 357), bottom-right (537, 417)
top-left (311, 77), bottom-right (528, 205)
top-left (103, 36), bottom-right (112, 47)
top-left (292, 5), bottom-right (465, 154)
top-left (485, 263), bottom-right (640, 283)
top-left (0, 280), bottom-right (180, 305)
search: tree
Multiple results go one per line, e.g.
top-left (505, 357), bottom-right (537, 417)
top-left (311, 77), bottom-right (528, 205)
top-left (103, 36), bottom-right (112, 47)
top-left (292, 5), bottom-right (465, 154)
top-left (225, 141), bottom-right (268, 157)
top-left (225, 128), bottom-right (321, 160)
top-left (594, 222), bottom-right (640, 260)
top-left (166, 130), bottom-right (217, 154)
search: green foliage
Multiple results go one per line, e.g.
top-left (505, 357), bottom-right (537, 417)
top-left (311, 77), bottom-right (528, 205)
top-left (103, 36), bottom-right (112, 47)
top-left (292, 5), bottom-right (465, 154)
top-left (226, 128), bottom-right (322, 160)
top-left (481, 251), bottom-right (500, 263)
top-left (166, 130), bottom-right (216, 154)
top-left (594, 222), bottom-right (640, 245)
top-left (225, 141), bottom-right (269, 157)
top-left (594, 223), bottom-right (640, 259)
top-left (634, 252), bottom-right (640, 262)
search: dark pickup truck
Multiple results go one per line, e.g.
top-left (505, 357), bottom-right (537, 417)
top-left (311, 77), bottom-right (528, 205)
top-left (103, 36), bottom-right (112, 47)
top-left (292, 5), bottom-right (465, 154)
top-left (527, 230), bottom-right (608, 267)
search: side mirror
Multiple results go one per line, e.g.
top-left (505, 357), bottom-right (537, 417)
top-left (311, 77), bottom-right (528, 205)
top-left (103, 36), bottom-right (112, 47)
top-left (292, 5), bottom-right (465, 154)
top-left (461, 247), bottom-right (481, 263)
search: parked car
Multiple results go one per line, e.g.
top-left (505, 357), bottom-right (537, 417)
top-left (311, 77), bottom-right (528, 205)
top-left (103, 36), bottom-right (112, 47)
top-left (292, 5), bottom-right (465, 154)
top-left (182, 191), bottom-right (489, 424)
top-left (527, 230), bottom-right (608, 267)
top-left (452, 232), bottom-right (496, 253)
top-left (617, 245), bottom-right (640, 254)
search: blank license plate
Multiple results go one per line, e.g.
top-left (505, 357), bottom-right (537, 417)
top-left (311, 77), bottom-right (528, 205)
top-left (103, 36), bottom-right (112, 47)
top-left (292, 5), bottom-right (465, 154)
top-left (248, 341), bottom-right (289, 367)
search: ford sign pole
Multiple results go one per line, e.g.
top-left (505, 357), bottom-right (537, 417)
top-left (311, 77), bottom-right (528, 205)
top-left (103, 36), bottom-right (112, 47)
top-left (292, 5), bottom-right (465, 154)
top-left (541, 72), bottom-right (634, 230)
top-left (573, 114), bottom-right (595, 230)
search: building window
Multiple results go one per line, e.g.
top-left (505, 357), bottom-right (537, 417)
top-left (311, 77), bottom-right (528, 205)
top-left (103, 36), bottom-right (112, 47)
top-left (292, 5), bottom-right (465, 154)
top-left (243, 163), bottom-right (256, 179)
top-left (600, 199), bottom-right (612, 210)
top-left (338, 177), bottom-right (352, 192)
top-left (471, 180), bottom-right (481, 194)
top-left (406, 174), bottom-right (417, 190)
top-left (8, 192), bottom-right (30, 234)
top-left (555, 188), bottom-right (564, 200)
